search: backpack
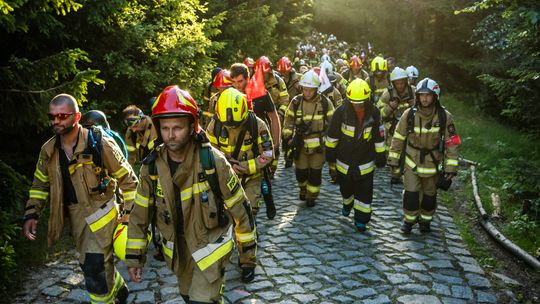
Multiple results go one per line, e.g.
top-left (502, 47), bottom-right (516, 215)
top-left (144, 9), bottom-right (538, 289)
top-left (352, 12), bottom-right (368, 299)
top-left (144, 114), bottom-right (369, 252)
top-left (84, 126), bottom-right (107, 194)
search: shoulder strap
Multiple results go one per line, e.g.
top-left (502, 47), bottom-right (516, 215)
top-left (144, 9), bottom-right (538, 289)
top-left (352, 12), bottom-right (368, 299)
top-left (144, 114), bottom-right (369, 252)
top-left (87, 126), bottom-right (107, 194)
top-left (406, 107), bottom-right (417, 134)
top-left (248, 112), bottom-right (259, 156)
top-left (199, 142), bottom-right (228, 227)
top-left (213, 114), bottom-right (223, 150)
top-left (320, 95), bottom-right (330, 130)
top-left (437, 106), bottom-right (447, 154)
top-left (231, 124), bottom-right (248, 161)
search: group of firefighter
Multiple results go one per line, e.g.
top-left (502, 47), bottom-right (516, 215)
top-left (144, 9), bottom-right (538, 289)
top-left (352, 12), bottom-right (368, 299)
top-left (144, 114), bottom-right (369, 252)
top-left (23, 32), bottom-right (460, 303)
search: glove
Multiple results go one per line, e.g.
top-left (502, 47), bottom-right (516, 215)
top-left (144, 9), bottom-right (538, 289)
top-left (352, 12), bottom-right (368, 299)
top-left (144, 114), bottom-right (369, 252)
top-left (389, 165), bottom-right (402, 184)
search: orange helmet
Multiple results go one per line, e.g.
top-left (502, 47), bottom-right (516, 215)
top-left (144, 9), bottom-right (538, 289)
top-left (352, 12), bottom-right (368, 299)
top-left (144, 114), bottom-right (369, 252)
top-left (152, 85), bottom-right (200, 132)
top-left (277, 56), bottom-right (292, 74)
top-left (256, 56), bottom-right (272, 73)
top-left (350, 55), bottom-right (362, 70)
top-left (212, 69), bottom-right (232, 90)
top-left (244, 57), bottom-right (255, 68)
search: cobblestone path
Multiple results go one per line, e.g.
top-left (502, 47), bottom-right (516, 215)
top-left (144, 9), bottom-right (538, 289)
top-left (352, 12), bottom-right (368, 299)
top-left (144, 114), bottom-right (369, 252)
top-left (14, 160), bottom-right (507, 303)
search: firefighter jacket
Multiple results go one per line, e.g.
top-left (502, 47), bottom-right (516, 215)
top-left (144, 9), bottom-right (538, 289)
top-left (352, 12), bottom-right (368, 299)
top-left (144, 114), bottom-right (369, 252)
top-left (206, 114), bottom-right (274, 182)
top-left (370, 76), bottom-right (390, 104)
top-left (341, 68), bottom-right (370, 84)
top-left (265, 71), bottom-right (290, 117)
top-left (125, 141), bottom-right (257, 283)
top-left (388, 106), bottom-right (459, 177)
top-left (325, 87), bottom-right (343, 108)
top-left (282, 94), bottom-right (335, 155)
top-left (325, 101), bottom-right (386, 177)
top-left (283, 71), bottom-right (302, 101)
top-left (25, 126), bottom-right (138, 247)
top-left (125, 116), bottom-right (157, 165)
top-left (200, 92), bottom-right (220, 130)
top-left (379, 85), bottom-right (416, 122)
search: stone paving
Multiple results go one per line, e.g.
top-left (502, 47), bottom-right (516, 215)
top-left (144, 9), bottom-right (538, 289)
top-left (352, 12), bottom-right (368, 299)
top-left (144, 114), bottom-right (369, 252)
top-left (13, 160), bottom-right (511, 303)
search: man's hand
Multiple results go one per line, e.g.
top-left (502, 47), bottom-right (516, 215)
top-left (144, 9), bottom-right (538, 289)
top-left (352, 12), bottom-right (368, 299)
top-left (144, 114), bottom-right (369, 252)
top-left (23, 218), bottom-right (38, 241)
top-left (389, 99), bottom-right (399, 110)
top-left (232, 163), bottom-right (248, 175)
top-left (128, 267), bottom-right (142, 283)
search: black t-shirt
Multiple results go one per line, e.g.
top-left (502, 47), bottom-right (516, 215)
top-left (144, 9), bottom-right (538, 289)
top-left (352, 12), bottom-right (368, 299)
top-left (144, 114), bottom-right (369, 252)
top-left (167, 155), bottom-right (184, 235)
top-left (57, 137), bottom-right (79, 205)
top-left (252, 92), bottom-right (276, 125)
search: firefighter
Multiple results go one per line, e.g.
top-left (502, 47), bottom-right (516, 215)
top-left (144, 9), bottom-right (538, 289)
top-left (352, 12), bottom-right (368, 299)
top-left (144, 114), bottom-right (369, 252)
top-left (257, 56), bottom-right (288, 173)
top-left (282, 69), bottom-right (334, 207)
top-left (325, 79), bottom-right (386, 232)
top-left (125, 86), bottom-right (257, 303)
top-left (201, 69), bottom-right (233, 129)
top-left (325, 74), bottom-right (344, 108)
top-left (206, 87), bottom-right (274, 217)
top-left (23, 94), bottom-right (137, 304)
top-left (369, 56), bottom-right (390, 105)
top-left (387, 78), bottom-right (460, 234)
top-left (277, 56), bottom-right (302, 100)
top-left (202, 68), bottom-right (221, 111)
top-left (257, 56), bottom-right (290, 120)
top-left (244, 57), bottom-right (255, 79)
top-left (341, 55), bottom-right (370, 84)
top-left (81, 110), bottom-right (129, 159)
top-left (406, 65), bottom-right (420, 85)
top-left (379, 67), bottom-right (416, 151)
top-left (122, 105), bottom-right (158, 167)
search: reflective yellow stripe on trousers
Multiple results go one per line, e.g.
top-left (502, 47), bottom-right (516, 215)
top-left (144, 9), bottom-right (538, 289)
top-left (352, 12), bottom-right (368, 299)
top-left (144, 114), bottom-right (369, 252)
top-left (192, 225), bottom-right (234, 271)
top-left (85, 198), bottom-right (117, 232)
top-left (89, 269), bottom-right (125, 304)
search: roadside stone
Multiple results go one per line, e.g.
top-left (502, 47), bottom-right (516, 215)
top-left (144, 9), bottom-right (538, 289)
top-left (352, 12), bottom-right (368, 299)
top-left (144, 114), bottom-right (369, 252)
top-left (42, 285), bottom-right (68, 297)
top-left (359, 272), bottom-right (384, 282)
top-left (459, 262), bottom-right (485, 274)
top-left (465, 273), bottom-right (491, 288)
top-left (304, 281), bottom-right (323, 291)
top-left (64, 288), bottom-right (89, 302)
top-left (292, 293), bottom-right (318, 303)
top-left (410, 272), bottom-right (432, 282)
top-left (341, 279), bottom-right (362, 289)
top-left (451, 285), bottom-right (474, 300)
top-left (426, 259), bottom-right (454, 269)
top-left (340, 264), bottom-right (369, 274)
top-left (226, 289), bottom-right (251, 303)
top-left (490, 272), bottom-right (522, 286)
top-left (398, 284), bottom-right (430, 293)
top-left (386, 273), bottom-right (412, 285)
top-left (279, 284), bottom-right (304, 294)
top-left (433, 283), bottom-right (452, 296)
top-left (258, 291), bottom-right (281, 301)
top-left (37, 278), bottom-right (57, 290)
top-left (135, 290), bottom-right (155, 303)
top-left (160, 286), bottom-right (179, 301)
top-left (128, 280), bottom-right (149, 292)
top-left (62, 273), bottom-right (84, 286)
top-left (246, 280), bottom-right (273, 291)
top-left (432, 273), bottom-right (463, 284)
top-left (347, 287), bottom-right (377, 298)
top-left (397, 295), bottom-right (442, 304)
top-left (476, 290), bottom-right (498, 303)
top-left (403, 262), bottom-right (427, 271)
top-left (291, 275), bottom-right (312, 284)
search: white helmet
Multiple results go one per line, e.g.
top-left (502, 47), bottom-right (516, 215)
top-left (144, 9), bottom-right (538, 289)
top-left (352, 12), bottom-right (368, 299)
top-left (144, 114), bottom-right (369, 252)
top-left (320, 60), bottom-right (333, 74)
top-left (390, 67), bottom-right (408, 82)
top-left (416, 78), bottom-right (440, 99)
top-left (406, 66), bottom-right (419, 78)
top-left (320, 54), bottom-right (331, 62)
top-left (299, 70), bottom-right (320, 88)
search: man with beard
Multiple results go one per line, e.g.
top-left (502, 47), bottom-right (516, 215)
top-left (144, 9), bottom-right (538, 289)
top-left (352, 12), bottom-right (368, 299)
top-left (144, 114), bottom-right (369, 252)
top-left (23, 94), bottom-right (137, 303)
top-left (126, 86), bottom-right (257, 303)
top-left (388, 78), bottom-right (460, 234)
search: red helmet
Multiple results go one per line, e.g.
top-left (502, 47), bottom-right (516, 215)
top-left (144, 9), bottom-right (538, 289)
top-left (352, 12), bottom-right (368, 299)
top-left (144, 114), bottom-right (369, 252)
top-left (256, 56), bottom-right (272, 73)
top-left (350, 55), bottom-right (362, 70)
top-left (277, 56), bottom-right (292, 74)
top-left (152, 85), bottom-right (200, 132)
top-left (244, 57), bottom-right (255, 68)
top-left (212, 69), bottom-right (232, 90)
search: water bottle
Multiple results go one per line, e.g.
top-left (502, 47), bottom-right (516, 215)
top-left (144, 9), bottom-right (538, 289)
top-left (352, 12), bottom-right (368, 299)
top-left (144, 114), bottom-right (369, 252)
top-left (261, 179), bottom-right (269, 195)
top-left (201, 191), bottom-right (208, 203)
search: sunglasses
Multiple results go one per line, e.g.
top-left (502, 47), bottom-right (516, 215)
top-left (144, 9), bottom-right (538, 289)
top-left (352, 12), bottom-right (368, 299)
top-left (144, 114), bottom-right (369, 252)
top-left (123, 117), bottom-right (143, 127)
top-left (48, 113), bottom-right (74, 121)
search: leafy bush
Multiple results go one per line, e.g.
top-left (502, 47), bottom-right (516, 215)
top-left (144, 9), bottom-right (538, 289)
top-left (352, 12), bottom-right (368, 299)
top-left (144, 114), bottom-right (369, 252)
top-left (0, 161), bottom-right (29, 297)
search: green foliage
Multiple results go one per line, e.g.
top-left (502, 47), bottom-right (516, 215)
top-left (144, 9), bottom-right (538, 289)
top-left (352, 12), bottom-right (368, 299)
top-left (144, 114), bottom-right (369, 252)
top-left (0, 160), bottom-right (29, 297)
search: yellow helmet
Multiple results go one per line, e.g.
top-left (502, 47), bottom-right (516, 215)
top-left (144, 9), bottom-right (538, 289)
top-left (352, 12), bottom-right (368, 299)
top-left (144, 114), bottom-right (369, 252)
top-left (370, 56), bottom-right (387, 73)
top-left (346, 79), bottom-right (371, 104)
top-left (216, 87), bottom-right (248, 128)
top-left (113, 223), bottom-right (152, 260)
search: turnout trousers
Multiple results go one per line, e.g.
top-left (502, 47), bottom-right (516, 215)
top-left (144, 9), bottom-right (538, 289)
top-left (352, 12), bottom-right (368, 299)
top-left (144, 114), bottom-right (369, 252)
top-left (338, 172), bottom-right (374, 224)
top-left (403, 167), bottom-right (438, 224)
top-left (294, 147), bottom-right (325, 201)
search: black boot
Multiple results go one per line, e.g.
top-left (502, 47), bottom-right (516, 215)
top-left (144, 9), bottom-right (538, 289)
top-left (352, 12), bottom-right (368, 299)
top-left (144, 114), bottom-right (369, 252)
top-left (306, 200), bottom-right (315, 207)
top-left (419, 222), bottom-right (431, 233)
top-left (241, 267), bottom-right (255, 283)
top-left (401, 222), bottom-right (413, 234)
top-left (115, 284), bottom-right (129, 304)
